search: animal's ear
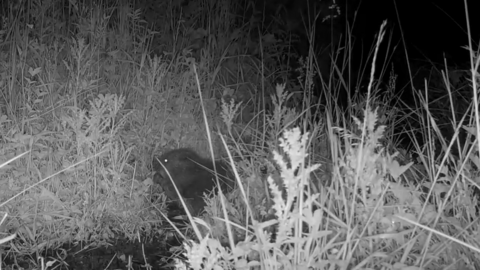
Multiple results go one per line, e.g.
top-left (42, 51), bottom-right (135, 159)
top-left (179, 155), bottom-right (190, 161)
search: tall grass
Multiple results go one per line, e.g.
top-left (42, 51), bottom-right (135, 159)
top-left (0, 0), bottom-right (478, 269)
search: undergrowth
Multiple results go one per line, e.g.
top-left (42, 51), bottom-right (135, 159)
top-left (0, 0), bottom-right (479, 270)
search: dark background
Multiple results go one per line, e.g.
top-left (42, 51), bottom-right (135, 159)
top-left (353, 0), bottom-right (478, 65)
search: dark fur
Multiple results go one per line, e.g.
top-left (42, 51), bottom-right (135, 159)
top-left (152, 148), bottom-right (233, 215)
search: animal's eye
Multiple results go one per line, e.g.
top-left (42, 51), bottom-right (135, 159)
top-left (163, 159), bottom-right (169, 163)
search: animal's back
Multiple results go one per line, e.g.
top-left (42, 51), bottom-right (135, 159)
top-left (152, 148), bottom-right (233, 214)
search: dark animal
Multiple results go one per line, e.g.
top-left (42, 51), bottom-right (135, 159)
top-left (152, 148), bottom-right (233, 215)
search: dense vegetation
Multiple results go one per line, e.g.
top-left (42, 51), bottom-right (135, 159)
top-left (0, 0), bottom-right (478, 269)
